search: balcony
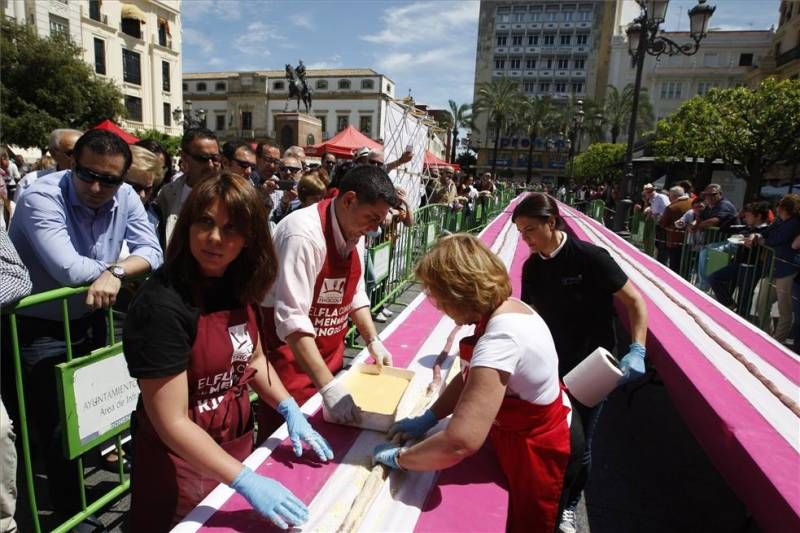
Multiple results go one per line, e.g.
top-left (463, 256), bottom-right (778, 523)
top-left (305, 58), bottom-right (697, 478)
top-left (560, 22), bottom-right (574, 29)
top-left (495, 46), bottom-right (508, 53)
top-left (512, 23), bottom-right (525, 29)
top-left (510, 46), bottom-right (523, 53)
top-left (509, 70), bottom-right (522, 76)
top-left (544, 22), bottom-right (557, 29)
top-left (527, 46), bottom-right (541, 53)
top-left (571, 70), bottom-right (586, 78)
top-left (776, 45), bottom-right (800, 67)
top-left (576, 21), bottom-right (591, 29)
top-left (539, 70), bottom-right (554, 77)
top-left (496, 23), bottom-right (509, 30)
top-left (527, 23), bottom-right (542, 29)
top-left (556, 70), bottom-right (569, 77)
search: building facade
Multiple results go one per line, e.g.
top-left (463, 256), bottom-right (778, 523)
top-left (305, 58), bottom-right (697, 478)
top-left (182, 69), bottom-right (398, 145)
top-left (471, 0), bottom-right (617, 181)
top-left (748, 0), bottom-right (800, 84)
top-left (3, 0), bottom-right (183, 135)
top-left (607, 29), bottom-right (774, 121)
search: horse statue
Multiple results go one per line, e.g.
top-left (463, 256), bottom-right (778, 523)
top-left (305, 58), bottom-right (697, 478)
top-left (284, 60), bottom-right (312, 114)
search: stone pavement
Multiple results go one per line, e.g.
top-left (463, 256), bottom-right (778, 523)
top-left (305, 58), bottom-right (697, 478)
top-left (15, 283), bottom-right (760, 532)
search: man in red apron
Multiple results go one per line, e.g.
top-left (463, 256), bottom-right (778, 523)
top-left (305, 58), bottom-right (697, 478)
top-left (258, 165), bottom-right (399, 439)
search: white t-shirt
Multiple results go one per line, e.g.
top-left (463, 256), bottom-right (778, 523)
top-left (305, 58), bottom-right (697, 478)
top-left (262, 201), bottom-right (370, 341)
top-left (470, 305), bottom-right (560, 405)
top-left (649, 192), bottom-right (670, 218)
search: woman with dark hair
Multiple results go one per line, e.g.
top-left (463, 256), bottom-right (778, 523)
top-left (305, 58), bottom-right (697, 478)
top-left (123, 173), bottom-right (332, 531)
top-left (512, 192), bottom-right (649, 532)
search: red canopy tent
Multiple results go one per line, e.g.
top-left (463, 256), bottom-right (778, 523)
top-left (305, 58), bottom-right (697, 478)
top-left (91, 120), bottom-right (140, 144)
top-left (424, 150), bottom-right (460, 171)
top-left (306, 125), bottom-right (381, 159)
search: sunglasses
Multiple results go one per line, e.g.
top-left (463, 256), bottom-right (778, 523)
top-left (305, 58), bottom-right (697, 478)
top-left (233, 158), bottom-right (255, 171)
top-left (281, 166), bottom-right (302, 173)
top-left (75, 164), bottom-right (124, 188)
top-left (188, 152), bottom-right (221, 164)
top-left (261, 155), bottom-right (281, 164)
top-left (125, 181), bottom-right (154, 194)
top-left (368, 160), bottom-right (384, 166)
top-left (323, 160), bottom-right (336, 166)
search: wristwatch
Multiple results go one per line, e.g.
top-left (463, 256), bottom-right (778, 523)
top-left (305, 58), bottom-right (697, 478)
top-left (107, 265), bottom-right (126, 281)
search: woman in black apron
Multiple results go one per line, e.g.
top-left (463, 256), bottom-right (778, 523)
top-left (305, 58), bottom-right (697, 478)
top-left (123, 173), bottom-right (332, 531)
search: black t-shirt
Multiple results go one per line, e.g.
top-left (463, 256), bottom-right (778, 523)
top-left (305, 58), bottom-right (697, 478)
top-left (122, 268), bottom-right (240, 379)
top-left (521, 235), bottom-right (628, 377)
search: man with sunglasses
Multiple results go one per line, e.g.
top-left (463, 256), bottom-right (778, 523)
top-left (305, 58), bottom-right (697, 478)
top-left (221, 140), bottom-right (257, 184)
top-left (271, 156), bottom-right (303, 224)
top-left (257, 164), bottom-right (399, 443)
top-left (7, 129), bottom-right (161, 523)
top-left (16, 129), bottom-right (83, 202)
top-left (156, 127), bottom-right (221, 246)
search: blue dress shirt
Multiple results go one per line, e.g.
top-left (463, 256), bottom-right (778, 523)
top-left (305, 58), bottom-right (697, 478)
top-left (9, 170), bottom-right (163, 320)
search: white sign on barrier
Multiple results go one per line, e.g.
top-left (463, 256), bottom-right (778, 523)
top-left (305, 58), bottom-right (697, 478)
top-left (73, 352), bottom-right (140, 444)
top-left (372, 244), bottom-right (391, 282)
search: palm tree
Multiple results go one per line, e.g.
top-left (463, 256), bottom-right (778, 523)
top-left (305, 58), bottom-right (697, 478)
top-left (513, 95), bottom-right (556, 184)
top-left (604, 84), bottom-right (655, 143)
top-left (447, 100), bottom-right (474, 164)
top-left (581, 98), bottom-right (607, 144)
top-left (474, 78), bottom-right (523, 176)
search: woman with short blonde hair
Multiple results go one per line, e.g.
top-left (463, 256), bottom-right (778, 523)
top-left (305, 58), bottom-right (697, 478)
top-left (127, 145), bottom-right (165, 202)
top-left (297, 169), bottom-right (328, 207)
top-left (375, 233), bottom-right (582, 532)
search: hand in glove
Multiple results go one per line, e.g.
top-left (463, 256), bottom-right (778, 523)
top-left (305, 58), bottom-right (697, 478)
top-left (231, 466), bottom-right (309, 530)
top-left (387, 408), bottom-right (438, 443)
top-left (277, 397), bottom-right (334, 462)
top-left (373, 442), bottom-right (405, 470)
top-left (320, 379), bottom-right (362, 424)
top-left (618, 342), bottom-right (646, 385)
top-left (368, 338), bottom-right (393, 369)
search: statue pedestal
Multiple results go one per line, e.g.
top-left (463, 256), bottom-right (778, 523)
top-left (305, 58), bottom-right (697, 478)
top-left (274, 113), bottom-right (322, 154)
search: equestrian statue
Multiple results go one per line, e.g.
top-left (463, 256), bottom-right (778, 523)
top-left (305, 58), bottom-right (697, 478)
top-left (284, 60), bottom-right (312, 114)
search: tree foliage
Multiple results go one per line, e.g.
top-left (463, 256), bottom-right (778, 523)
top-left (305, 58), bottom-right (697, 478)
top-left (655, 77), bottom-right (800, 201)
top-left (473, 78), bottom-right (524, 175)
top-left (134, 129), bottom-right (182, 158)
top-left (446, 100), bottom-right (474, 164)
top-left (510, 95), bottom-right (557, 183)
top-left (603, 84), bottom-right (655, 144)
top-left (572, 143), bottom-right (626, 183)
top-left (1, 19), bottom-right (126, 149)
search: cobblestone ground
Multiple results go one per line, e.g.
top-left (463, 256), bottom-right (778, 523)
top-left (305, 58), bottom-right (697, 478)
top-left (15, 284), bottom-right (759, 532)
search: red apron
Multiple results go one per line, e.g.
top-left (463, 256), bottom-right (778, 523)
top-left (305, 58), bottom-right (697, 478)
top-left (129, 305), bottom-right (259, 532)
top-left (460, 316), bottom-right (572, 533)
top-left (258, 198), bottom-right (361, 438)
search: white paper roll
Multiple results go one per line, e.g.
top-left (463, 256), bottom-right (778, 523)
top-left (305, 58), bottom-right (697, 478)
top-left (563, 347), bottom-right (623, 407)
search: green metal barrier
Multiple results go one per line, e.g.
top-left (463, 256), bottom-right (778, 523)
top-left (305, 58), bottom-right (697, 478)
top-left (2, 287), bottom-right (129, 533)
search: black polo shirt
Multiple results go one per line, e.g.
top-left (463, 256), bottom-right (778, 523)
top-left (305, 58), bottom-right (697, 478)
top-left (521, 234), bottom-right (628, 377)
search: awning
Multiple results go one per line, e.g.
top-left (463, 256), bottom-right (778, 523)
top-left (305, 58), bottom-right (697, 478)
top-left (121, 4), bottom-right (147, 23)
top-left (91, 119), bottom-right (140, 144)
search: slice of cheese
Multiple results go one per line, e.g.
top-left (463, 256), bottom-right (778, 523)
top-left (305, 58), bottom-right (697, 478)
top-left (343, 371), bottom-right (410, 415)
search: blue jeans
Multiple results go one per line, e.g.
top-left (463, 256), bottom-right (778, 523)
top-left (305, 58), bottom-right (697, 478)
top-left (565, 398), bottom-right (605, 509)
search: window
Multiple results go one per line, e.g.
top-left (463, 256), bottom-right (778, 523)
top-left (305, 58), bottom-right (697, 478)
top-left (216, 115), bottom-right (225, 131)
top-left (162, 61), bottom-right (170, 92)
top-left (660, 80), bottom-right (683, 99)
top-left (572, 82), bottom-right (584, 93)
top-left (497, 34), bottom-right (508, 46)
top-left (122, 49), bottom-right (141, 85)
top-left (512, 34), bottom-right (523, 46)
top-left (242, 111), bottom-right (252, 130)
top-left (337, 115), bottom-right (349, 131)
top-left (215, 82), bottom-right (226, 91)
top-left (697, 81), bottom-right (717, 95)
top-left (125, 95), bottom-right (142, 122)
top-left (495, 58), bottom-right (506, 69)
top-left (555, 82), bottom-right (567, 93)
top-left (544, 58), bottom-right (553, 69)
top-left (338, 79), bottom-right (351, 90)
top-left (739, 53), bottom-right (753, 66)
top-left (359, 115), bottom-right (372, 136)
top-left (526, 58), bottom-right (537, 69)
top-left (317, 80), bottom-right (328, 90)
top-left (510, 58), bottom-right (521, 69)
top-left (158, 19), bottom-right (170, 47)
top-left (573, 58), bottom-right (585, 69)
top-left (121, 17), bottom-right (142, 39)
top-left (528, 34), bottom-right (539, 45)
top-left (560, 34), bottom-right (571, 45)
top-left (93, 38), bottom-right (106, 75)
top-left (274, 81), bottom-right (285, 90)
top-left (530, 7), bottom-right (543, 22)
top-left (49, 14), bottom-right (69, 37)
top-left (163, 103), bottom-right (171, 126)
top-left (89, 0), bottom-right (101, 21)
top-left (386, 84), bottom-right (392, 93)
top-left (558, 58), bottom-right (569, 69)
top-left (361, 79), bottom-right (375, 90)
top-left (576, 34), bottom-right (588, 45)
top-left (196, 82), bottom-right (207, 91)
top-left (523, 80), bottom-right (536, 92)
top-left (317, 115), bottom-right (327, 132)
top-left (183, 82), bottom-right (188, 91)
top-left (544, 34), bottom-right (555, 46)
top-left (703, 53), bottom-right (719, 67)
top-left (579, 9), bottom-right (593, 21)
top-left (539, 82), bottom-right (550, 92)
top-left (563, 11), bottom-right (573, 22)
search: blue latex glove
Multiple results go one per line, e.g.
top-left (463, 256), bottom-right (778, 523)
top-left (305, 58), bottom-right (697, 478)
top-left (277, 397), bottom-right (334, 462)
top-left (618, 342), bottom-right (646, 385)
top-left (387, 408), bottom-right (438, 443)
top-left (373, 442), bottom-right (404, 470)
top-left (230, 466), bottom-right (308, 529)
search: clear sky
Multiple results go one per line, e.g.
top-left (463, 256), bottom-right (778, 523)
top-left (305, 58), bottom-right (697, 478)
top-left (181, 0), bottom-right (781, 112)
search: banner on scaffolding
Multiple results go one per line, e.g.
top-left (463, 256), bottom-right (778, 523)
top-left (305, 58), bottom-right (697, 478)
top-left (383, 101), bottom-right (430, 211)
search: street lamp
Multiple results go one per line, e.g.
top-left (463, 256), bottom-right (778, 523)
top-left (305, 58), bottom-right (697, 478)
top-left (172, 99), bottom-right (208, 130)
top-left (566, 100), bottom-right (585, 185)
top-left (613, 0), bottom-right (715, 232)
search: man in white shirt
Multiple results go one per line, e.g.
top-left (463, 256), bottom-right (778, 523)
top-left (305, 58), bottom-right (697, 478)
top-left (15, 129), bottom-right (83, 202)
top-left (155, 127), bottom-right (221, 247)
top-left (257, 165), bottom-right (398, 442)
top-left (642, 183), bottom-right (670, 220)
